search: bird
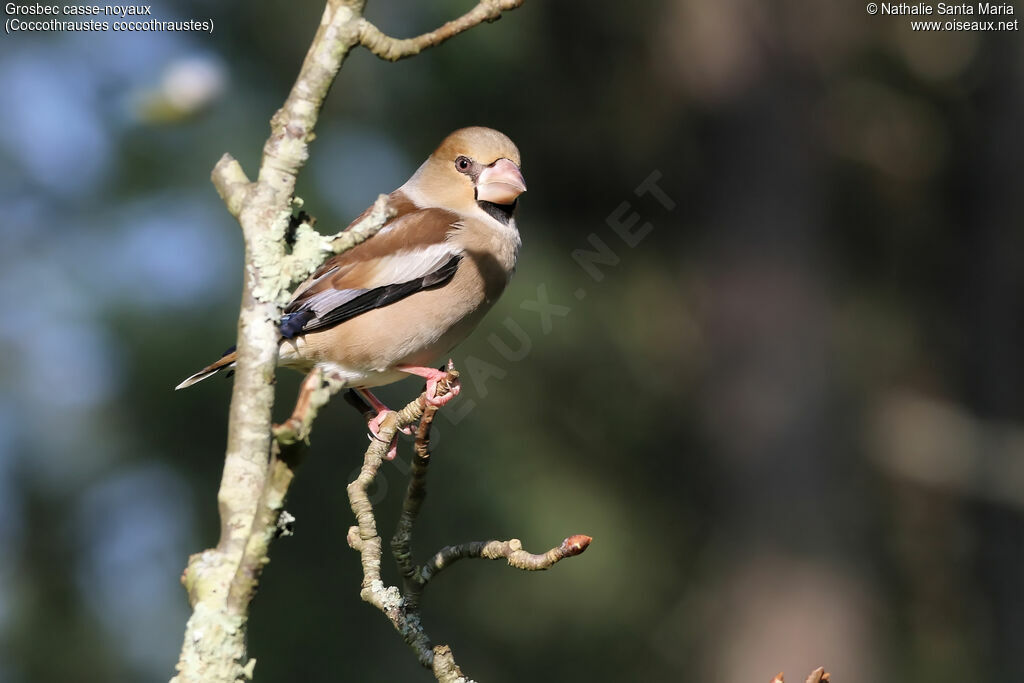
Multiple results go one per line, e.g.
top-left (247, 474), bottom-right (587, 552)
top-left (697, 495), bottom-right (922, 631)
top-left (176, 127), bottom-right (526, 457)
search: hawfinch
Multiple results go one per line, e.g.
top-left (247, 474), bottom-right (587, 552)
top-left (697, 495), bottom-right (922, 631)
top-left (177, 127), bottom-right (526, 452)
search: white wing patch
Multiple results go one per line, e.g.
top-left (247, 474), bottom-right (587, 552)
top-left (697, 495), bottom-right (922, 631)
top-left (295, 244), bottom-right (462, 320)
top-left (362, 243), bottom-right (461, 287)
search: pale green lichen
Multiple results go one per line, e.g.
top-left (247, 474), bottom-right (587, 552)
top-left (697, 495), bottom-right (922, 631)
top-left (375, 583), bottom-right (403, 611)
top-left (170, 602), bottom-right (247, 683)
top-left (250, 196), bottom-right (391, 307)
top-left (249, 209), bottom-right (292, 305)
top-left (283, 223), bottom-right (332, 281)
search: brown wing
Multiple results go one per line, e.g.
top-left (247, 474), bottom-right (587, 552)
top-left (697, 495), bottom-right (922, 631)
top-left (280, 192), bottom-right (464, 338)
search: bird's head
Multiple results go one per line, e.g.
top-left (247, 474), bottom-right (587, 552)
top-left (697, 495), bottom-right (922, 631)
top-left (405, 127), bottom-right (526, 218)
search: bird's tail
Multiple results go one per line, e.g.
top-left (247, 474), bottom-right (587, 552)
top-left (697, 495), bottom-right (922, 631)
top-left (175, 349), bottom-right (238, 390)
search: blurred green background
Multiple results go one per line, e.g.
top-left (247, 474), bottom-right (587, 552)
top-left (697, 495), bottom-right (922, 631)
top-left (2, 0), bottom-right (1023, 681)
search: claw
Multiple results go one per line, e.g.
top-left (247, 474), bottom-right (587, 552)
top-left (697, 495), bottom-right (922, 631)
top-left (367, 409), bottom-right (392, 437)
top-left (425, 376), bottom-right (461, 407)
top-left (366, 409), bottom-right (405, 460)
top-left (397, 362), bottom-right (461, 407)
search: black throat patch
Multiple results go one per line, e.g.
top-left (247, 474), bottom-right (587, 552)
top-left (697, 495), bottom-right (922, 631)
top-left (477, 200), bottom-right (516, 225)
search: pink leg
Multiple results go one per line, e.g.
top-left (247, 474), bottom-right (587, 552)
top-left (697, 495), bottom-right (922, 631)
top-left (357, 387), bottom-right (390, 420)
top-left (397, 363), bottom-right (461, 407)
top-left (355, 388), bottom-right (410, 461)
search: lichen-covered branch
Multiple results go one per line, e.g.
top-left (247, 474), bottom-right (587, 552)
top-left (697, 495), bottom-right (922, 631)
top-left (173, 1), bottom-right (525, 681)
top-left (346, 364), bottom-right (590, 681)
top-left (358, 0), bottom-right (524, 61)
top-left (172, 5), bottom-right (370, 681)
top-left (211, 154), bottom-right (250, 218)
top-left (274, 194), bottom-right (395, 307)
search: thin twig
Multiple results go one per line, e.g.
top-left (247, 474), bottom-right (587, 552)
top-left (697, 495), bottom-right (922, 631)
top-left (431, 646), bottom-right (468, 683)
top-left (358, 0), bottom-right (524, 62)
top-left (281, 195), bottom-right (395, 301)
top-left (418, 534), bottom-right (592, 585)
top-left (272, 367), bottom-right (348, 445)
top-left (347, 363), bottom-right (591, 680)
top-left (390, 365), bottom-right (456, 595)
top-left (346, 392), bottom-right (435, 665)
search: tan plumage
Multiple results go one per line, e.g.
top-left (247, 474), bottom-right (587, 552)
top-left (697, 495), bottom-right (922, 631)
top-left (177, 126), bottom-right (526, 393)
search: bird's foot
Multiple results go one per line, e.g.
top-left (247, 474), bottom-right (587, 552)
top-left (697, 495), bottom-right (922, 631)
top-left (365, 409), bottom-right (412, 437)
top-left (358, 388), bottom-right (412, 460)
top-left (397, 363), bottom-right (461, 407)
top-left (367, 410), bottom-right (400, 461)
top-left (425, 377), bottom-right (460, 407)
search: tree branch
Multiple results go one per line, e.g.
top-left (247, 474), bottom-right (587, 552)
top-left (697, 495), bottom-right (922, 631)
top-left (173, 1), bottom-right (526, 681)
top-left (346, 392), bottom-right (436, 666)
top-left (347, 364), bottom-right (590, 680)
top-left (418, 534), bottom-right (592, 584)
top-left (281, 194), bottom-right (396, 304)
top-left (173, 1), bottom-right (382, 680)
top-left (210, 154), bottom-right (251, 218)
top-left (358, 0), bottom-right (524, 62)
top-left (390, 365), bottom-right (456, 591)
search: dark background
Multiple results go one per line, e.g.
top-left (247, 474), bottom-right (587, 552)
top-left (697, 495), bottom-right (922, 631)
top-left (1, 1), bottom-right (1023, 681)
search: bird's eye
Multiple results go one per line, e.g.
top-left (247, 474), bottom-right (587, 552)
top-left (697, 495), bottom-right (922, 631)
top-left (455, 156), bottom-right (471, 172)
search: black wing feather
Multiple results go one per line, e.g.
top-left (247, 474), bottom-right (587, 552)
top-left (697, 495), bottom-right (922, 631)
top-left (281, 254), bottom-right (461, 338)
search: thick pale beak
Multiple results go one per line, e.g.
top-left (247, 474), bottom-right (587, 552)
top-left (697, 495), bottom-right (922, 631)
top-left (476, 158), bottom-right (526, 205)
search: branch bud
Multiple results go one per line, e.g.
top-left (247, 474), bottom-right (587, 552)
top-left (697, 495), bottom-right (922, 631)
top-left (560, 534), bottom-right (592, 556)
